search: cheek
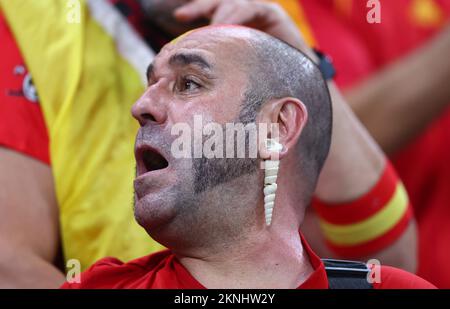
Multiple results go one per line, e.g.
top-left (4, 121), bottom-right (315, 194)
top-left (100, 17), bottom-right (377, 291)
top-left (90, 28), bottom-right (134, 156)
top-left (200, 100), bottom-right (238, 125)
top-left (167, 88), bottom-right (243, 126)
top-left (166, 95), bottom-right (215, 125)
top-left (212, 90), bottom-right (244, 122)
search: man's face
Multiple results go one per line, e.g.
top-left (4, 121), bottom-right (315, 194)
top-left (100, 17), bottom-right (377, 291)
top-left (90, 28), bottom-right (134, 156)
top-left (132, 28), bottom-right (259, 247)
top-left (138, 0), bottom-right (208, 36)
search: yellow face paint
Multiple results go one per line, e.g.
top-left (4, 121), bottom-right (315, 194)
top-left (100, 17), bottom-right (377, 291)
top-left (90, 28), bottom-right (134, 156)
top-left (170, 29), bottom-right (196, 45)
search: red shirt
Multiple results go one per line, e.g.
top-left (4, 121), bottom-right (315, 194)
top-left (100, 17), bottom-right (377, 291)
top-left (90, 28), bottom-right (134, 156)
top-left (2, 0), bottom-right (448, 287)
top-left (299, 0), bottom-right (450, 288)
top-left (0, 0), bottom-right (155, 165)
top-left (61, 235), bottom-right (435, 289)
top-left (0, 12), bottom-right (50, 163)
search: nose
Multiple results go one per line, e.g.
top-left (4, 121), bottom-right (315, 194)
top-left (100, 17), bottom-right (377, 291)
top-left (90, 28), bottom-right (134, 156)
top-left (131, 85), bottom-right (168, 127)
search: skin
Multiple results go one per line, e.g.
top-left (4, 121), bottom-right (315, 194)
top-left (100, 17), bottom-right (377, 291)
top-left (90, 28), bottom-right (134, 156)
top-left (132, 26), bottom-right (313, 288)
top-left (0, 0), bottom-right (418, 288)
top-left (167, 0), bottom-right (418, 271)
top-left (345, 24), bottom-right (450, 155)
top-left (139, 0), bottom-right (207, 36)
top-left (133, 30), bottom-right (256, 252)
top-left (0, 148), bottom-right (64, 288)
top-left (303, 83), bottom-right (417, 272)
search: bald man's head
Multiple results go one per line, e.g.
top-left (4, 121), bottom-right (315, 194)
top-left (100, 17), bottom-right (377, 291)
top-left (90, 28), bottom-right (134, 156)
top-left (182, 26), bottom-right (332, 191)
top-left (239, 30), bottom-right (332, 192)
top-left (133, 26), bottom-right (332, 249)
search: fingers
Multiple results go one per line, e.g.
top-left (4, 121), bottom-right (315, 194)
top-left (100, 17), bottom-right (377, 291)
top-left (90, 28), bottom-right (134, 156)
top-left (210, 2), bottom-right (239, 25)
top-left (174, 0), bottom-right (260, 26)
top-left (174, 0), bottom-right (219, 22)
top-left (172, 0), bottom-right (308, 52)
top-left (211, 1), bottom-right (257, 25)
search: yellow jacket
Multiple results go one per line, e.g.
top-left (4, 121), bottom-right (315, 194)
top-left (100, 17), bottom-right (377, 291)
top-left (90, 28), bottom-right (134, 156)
top-left (0, 0), bottom-right (164, 270)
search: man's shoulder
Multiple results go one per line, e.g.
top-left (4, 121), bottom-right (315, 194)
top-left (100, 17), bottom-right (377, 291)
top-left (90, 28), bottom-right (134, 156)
top-left (374, 265), bottom-right (436, 289)
top-left (61, 249), bottom-right (173, 289)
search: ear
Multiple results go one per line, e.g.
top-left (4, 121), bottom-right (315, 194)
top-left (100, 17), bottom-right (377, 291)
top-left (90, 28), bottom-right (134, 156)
top-left (257, 97), bottom-right (308, 160)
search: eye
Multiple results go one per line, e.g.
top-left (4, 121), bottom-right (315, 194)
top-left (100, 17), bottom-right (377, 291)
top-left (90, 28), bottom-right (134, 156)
top-left (178, 77), bottom-right (201, 93)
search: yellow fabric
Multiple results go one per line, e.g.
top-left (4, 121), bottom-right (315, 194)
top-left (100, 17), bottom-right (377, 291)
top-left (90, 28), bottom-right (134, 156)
top-left (319, 183), bottom-right (409, 246)
top-left (410, 0), bottom-right (445, 27)
top-left (272, 0), bottom-right (317, 47)
top-left (0, 0), bottom-right (164, 270)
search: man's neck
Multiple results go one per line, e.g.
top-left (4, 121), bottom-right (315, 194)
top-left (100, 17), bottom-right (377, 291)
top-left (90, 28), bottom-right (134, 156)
top-left (175, 226), bottom-right (314, 289)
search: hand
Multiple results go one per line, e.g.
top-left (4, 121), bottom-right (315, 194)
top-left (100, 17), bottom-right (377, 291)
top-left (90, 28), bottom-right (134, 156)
top-left (174, 0), bottom-right (317, 61)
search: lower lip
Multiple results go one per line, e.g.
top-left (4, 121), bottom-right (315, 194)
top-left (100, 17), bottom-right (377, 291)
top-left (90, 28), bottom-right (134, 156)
top-left (134, 167), bottom-right (172, 200)
top-left (135, 166), bottom-right (171, 181)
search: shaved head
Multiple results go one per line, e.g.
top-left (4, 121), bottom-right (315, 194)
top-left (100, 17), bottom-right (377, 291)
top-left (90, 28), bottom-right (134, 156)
top-left (133, 25), bottom-right (332, 253)
top-left (241, 30), bottom-right (332, 193)
top-left (183, 26), bottom-right (333, 191)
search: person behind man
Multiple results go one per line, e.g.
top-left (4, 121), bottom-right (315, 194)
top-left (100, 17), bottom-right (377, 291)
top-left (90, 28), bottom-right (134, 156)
top-left (265, 0), bottom-right (450, 287)
top-left (62, 25), bottom-right (433, 289)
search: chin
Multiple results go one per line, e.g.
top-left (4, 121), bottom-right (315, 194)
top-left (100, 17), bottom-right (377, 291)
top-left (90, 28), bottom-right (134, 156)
top-left (134, 192), bottom-right (177, 235)
top-left (134, 192), bottom-right (199, 250)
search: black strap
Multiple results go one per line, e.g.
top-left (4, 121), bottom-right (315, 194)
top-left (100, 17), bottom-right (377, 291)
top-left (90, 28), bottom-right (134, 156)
top-left (322, 259), bottom-right (373, 289)
top-left (313, 49), bottom-right (336, 80)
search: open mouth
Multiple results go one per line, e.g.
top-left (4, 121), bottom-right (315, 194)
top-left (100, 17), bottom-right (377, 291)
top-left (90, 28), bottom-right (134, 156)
top-left (140, 147), bottom-right (169, 174)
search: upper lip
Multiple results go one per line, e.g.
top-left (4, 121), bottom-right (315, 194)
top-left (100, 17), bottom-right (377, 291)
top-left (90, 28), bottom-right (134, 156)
top-left (135, 142), bottom-right (169, 177)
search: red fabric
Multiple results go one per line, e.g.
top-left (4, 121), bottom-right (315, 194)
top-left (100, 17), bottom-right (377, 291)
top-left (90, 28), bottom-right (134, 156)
top-left (301, 0), bottom-right (450, 90)
top-left (0, 12), bottom-right (50, 164)
top-left (300, 0), bottom-right (450, 288)
top-left (326, 205), bottom-right (413, 258)
top-left (0, 0), bottom-right (154, 165)
top-left (392, 107), bottom-right (450, 288)
top-left (313, 162), bottom-right (413, 258)
top-left (61, 235), bottom-right (435, 289)
top-left (313, 162), bottom-right (400, 225)
top-left (373, 265), bottom-right (435, 289)
top-left (109, 0), bottom-right (171, 51)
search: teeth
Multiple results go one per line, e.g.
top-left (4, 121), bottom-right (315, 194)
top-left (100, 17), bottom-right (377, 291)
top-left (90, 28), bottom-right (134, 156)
top-left (263, 139), bottom-right (282, 227)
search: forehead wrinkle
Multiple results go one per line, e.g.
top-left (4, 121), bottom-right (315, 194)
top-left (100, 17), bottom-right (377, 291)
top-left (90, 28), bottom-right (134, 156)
top-left (149, 29), bottom-right (256, 86)
top-left (173, 28), bottom-right (254, 57)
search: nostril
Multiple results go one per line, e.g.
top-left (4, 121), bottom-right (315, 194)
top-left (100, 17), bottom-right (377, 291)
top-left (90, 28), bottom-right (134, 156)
top-left (142, 113), bottom-right (156, 122)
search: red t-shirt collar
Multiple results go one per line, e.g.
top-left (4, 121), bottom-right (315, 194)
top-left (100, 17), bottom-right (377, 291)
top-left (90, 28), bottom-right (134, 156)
top-left (171, 233), bottom-right (329, 289)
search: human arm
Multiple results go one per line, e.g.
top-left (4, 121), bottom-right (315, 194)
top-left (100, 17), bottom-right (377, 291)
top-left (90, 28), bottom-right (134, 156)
top-left (0, 148), bottom-right (65, 288)
top-left (344, 24), bottom-right (450, 154)
top-left (173, 0), bottom-right (417, 271)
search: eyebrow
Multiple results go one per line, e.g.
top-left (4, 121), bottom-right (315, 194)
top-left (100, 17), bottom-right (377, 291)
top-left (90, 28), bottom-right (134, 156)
top-left (146, 53), bottom-right (213, 82)
top-left (169, 53), bottom-right (212, 70)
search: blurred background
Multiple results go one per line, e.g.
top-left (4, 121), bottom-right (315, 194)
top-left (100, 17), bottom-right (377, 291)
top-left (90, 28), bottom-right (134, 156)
top-left (0, 0), bottom-right (449, 288)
